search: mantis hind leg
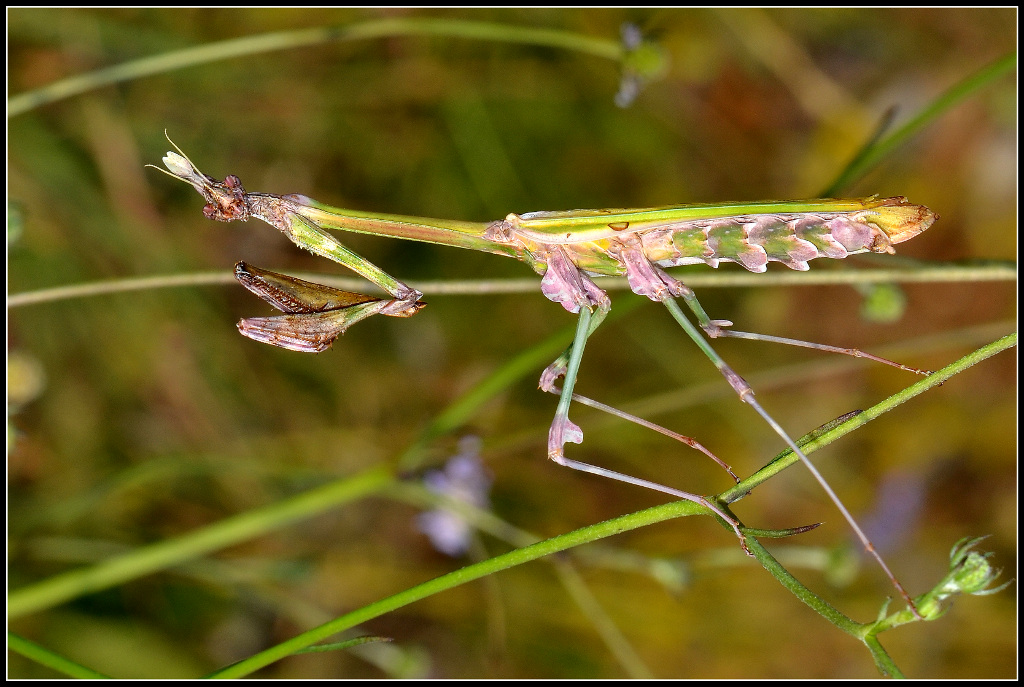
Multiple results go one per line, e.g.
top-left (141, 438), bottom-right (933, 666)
top-left (660, 287), bottom-right (923, 618)
top-left (673, 286), bottom-right (931, 376)
top-left (614, 238), bottom-right (922, 615)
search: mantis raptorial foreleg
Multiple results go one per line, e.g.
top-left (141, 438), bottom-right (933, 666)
top-left (279, 211), bottom-right (423, 306)
top-left (233, 263), bottom-right (424, 352)
top-left (150, 143), bottom-right (427, 350)
top-left (230, 219), bottom-right (426, 352)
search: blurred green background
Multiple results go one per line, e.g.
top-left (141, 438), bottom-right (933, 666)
top-left (8, 8), bottom-right (1015, 678)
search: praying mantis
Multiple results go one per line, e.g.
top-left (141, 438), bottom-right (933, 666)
top-left (153, 137), bottom-right (937, 616)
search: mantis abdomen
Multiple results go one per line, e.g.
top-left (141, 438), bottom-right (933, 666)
top-left (643, 204), bottom-right (933, 273)
top-left (507, 196), bottom-right (936, 277)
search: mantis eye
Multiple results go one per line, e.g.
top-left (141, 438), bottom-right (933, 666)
top-left (224, 174), bottom-right (245, 194)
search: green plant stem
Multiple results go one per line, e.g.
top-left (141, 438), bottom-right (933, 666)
top-left (721, 332), bottom-right (1017, 503)
top-left (8, 18), bottom-right (622, 117)
top-left (863, 634), bottom-right (904, 679)
top-left (7, 333), bottom-right (1012, 675)
top-left (8, 261), bottom-right (1016, 308)
top-left (823, 52), bottom-right (1016, 196)
top-left (211, 336), bottom-right (1017, 677)
top-left (7, 632), bottom-right (108, 679)
top-left (207, 486), bottom-right (912, 678)
top-left (6, 466), bottom-right (393, 619)
top-left (204, 498), bottom-right (697, 678)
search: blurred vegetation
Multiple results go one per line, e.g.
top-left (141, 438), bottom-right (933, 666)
top-left (8, 8), bottom-right (1016, 678)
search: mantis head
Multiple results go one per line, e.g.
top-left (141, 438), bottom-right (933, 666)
top-left (147, 132), bottom-right (251, 223)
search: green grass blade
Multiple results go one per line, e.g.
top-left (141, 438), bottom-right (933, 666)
top-left (722, 332), bottom-right (1017, 503)
top-left (823, 52), bottom-right (1017, 196)
top-left (204, 498), bottom-right (708, 678)
top-left (8, 18), bottom-right (622, 117)
top-left (7, 632), bottom-right (109, 679)
top-left (7, 466), bottom-right (392, 619)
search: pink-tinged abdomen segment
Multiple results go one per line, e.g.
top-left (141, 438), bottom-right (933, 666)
top-left (641, 197), bottom-right (936, 273)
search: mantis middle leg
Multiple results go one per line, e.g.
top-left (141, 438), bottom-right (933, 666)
top-left (538, 246), bottom-right (751, 551)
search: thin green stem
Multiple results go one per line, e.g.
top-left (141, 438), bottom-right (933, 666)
top-left (738, 536), bottom-right (860, 635)
top-left (7, 632), bottom-right (108, 679)
top-left (823, 51), bottom-right (1016, 196)
top-left (7, 466), bottom-right (393, 619)
top-left (9, 261), bottom-right (1015, 308)
top-left (863, 634), bottom-right (904, 679)
top-left (294, 636), bottom-right (393, 654)
top-left (203, 498), bottom-right (698, 678)
top-left (206, 479), bottom-right (915, 678)
top-left (9, 18), bottom-right (622, 117)
top-left (721, 332), bottom-right (1017, 503)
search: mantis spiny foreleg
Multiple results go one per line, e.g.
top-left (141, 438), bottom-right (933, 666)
top-left (264, 208), bottom-right (424, 307)
top-left (233, 263), bottom-right (424, 352)
top-left (151, 144), bottom-right (426, 351)
top-left (231, 209), bottom-right (425, 349)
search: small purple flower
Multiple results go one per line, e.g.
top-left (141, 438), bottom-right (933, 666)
top-left (614, 23), bottom-right (668, 108)
top-left (614, 74), bottom-right (643, 109)
top-left (416, 437), bottom-right (492, 557)
top-left (858, 470), bottom-right (927, 555)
